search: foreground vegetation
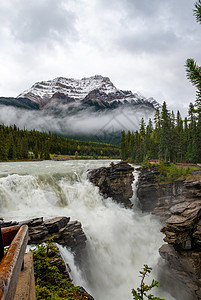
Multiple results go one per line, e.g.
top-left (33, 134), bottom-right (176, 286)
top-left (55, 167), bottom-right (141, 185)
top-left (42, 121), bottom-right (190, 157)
top-left (132, 265), bottom-right (165, 300)
top-left (32, 240), bottom-right (92, 300)
top-left (142, 160), bottom-right (197, 183)
top-left (0, 124), bottom-right (120, 161)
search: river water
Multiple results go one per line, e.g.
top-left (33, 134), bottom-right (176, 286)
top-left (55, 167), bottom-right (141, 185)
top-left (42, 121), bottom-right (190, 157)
top-left (0, 160), bottom-right (175, 300)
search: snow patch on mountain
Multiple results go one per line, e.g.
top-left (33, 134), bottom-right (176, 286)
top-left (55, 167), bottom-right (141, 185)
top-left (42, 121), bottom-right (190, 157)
top-left (18, 75), bottom-right (116, 100)
top-left (17, 75), bottom-right (161, 109)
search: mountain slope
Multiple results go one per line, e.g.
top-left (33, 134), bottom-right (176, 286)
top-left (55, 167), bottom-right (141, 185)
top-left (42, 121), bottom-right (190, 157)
top-left (17, 75), bottom-right (160, 110)
top-left (0, 75), bottom-right (161, 145)
top-left (0, 97), bottom-right (39, 110)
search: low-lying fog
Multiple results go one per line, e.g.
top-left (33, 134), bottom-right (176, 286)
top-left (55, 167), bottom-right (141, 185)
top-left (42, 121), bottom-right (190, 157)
top-left (0, 105), bottom-right (154, 142)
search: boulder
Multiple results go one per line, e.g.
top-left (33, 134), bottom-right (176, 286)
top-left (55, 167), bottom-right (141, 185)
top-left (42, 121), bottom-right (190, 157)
top-left (1, 217), bottom-right (87, 256)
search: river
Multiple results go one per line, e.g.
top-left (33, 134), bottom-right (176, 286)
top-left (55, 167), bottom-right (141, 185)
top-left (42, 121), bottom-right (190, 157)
top-left (0, 160), bottom-right (175, 300)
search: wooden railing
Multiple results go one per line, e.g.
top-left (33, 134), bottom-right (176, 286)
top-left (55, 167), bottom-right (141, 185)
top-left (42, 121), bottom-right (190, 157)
top-left (0, 225), bottom-right (28, 300)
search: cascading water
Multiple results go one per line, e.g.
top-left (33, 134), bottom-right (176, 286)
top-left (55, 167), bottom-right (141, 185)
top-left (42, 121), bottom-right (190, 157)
top-left (0, 160), bottom-right (175, 300)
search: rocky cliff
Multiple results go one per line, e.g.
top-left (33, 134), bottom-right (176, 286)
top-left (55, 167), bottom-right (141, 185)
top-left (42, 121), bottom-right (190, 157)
top-left (88, 161), bottom-right (134, 208)
top-left (1, 216), bottom-right (87, 257)
top-left (137, 166), bottom-right (201, 300)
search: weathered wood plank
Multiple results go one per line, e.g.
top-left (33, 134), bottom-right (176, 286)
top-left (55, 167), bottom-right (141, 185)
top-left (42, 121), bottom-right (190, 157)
top-left (0, 225), bottom-right (28, 300)
top-left (0, 225), bottom-right (4, 262)
top-left (14, 252), bottom-right (36, 300)
top-left (1, 225), bottom-right (21, 247)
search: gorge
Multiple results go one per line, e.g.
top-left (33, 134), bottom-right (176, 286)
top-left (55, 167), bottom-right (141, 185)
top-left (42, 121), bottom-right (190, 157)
top-left (0, 159), bottom-right (175, 300)
top-left (1, 160), bottom-right (200, 299)
top-left (137, 165), bottom-right (201, 300)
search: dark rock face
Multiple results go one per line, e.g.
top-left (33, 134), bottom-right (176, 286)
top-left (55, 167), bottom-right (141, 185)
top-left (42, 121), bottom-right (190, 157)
top-left (88, 161), bottom-right (134, 207)
top-left (137, 167), bottom-right (160, 212)
top-left (137, 167), bottom-right (185, 222)
top-left (0, 97), bottom-right (39, 110)
top-left (1, 217), bottom-right (87, 256)
top-left (137, 167), bottom-right (201, 299)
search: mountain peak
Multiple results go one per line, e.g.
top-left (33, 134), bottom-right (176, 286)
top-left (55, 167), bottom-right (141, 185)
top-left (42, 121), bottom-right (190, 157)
top-left (17, 75), bottom-right (160, 110)
top-left (81, 74), bottom-right (108, 80)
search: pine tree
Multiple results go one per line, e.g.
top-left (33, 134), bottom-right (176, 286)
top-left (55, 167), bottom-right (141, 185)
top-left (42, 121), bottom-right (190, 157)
top-left (44, 141), bottom-right (50, 160)
top-left (159, 102), bottom-right (171, 161)
top-left (121, 131), bottom-right (126, 161)
top-left (33, 142), bottom-right (39, 159)
top-left (0, 137), bottom-right (8, 161)
top-left (175, 111), bottom-right (184, 161)
top-left (8, 134), bottom-right (16, 160)
top-left (22, 137), bottom-right (28, 159)
top-left (185, 1), bottom-right (201, 108)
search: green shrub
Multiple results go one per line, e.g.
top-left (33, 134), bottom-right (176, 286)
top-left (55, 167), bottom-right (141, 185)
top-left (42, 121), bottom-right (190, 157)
top-left (155, 162), bottom-right (195, 182)
top-left (31, 240), bottom-right (81, 299)
top-left (142, 156), bottom-right (151, 169)
top-left (132, 265), bottom-right (165, 300)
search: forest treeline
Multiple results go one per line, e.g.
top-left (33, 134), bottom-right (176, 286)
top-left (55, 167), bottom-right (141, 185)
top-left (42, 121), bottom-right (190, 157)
top-left (121, 101), bottom-right (201, 164)
top-left (121, 0), bottom-right (201, 165)
top-left (0, 124), bottom-right (120, 161)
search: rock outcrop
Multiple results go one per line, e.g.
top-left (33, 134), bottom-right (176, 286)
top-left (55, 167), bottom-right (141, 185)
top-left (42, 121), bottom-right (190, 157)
top-left (1, 216), bottom-right (87, 256)
top-left (137, 166), bottom-right (201, 300)
top-left (88, 161), bottom-right (134, 207)
top-left (137, 167), bottom-right (185, 222)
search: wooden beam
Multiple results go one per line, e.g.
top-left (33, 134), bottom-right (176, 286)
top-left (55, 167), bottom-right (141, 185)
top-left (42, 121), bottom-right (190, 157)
top-left (1, 225), bottom-right (21, 247)
top-left (0, 225), bottom-right (28, 300)
top-left (0, 225), bottom-right (4, 262)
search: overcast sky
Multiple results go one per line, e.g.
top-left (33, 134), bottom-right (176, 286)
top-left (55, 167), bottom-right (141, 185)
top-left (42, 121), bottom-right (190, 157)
top-left (0, 0), bottom-right (200, 114)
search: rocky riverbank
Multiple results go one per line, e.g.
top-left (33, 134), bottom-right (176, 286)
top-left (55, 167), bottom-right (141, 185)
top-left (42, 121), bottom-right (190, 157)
top-left (137, 166), bottom-right (201, 300)
top-left (1, 216), bottom-right (87, 258)
top-left (88, 161), bottom-right (134, 207)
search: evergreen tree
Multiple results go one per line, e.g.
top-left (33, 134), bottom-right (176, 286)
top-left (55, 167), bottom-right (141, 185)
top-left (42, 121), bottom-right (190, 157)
top-left (159, 102), bottom-right (171, 161)
top-left (121, 131), bottom-right (126, 161)
top-left (121, 101), bottom-right (200, 164)
top-left (16, 138), bottom-right (22, 159)
top-left (22, 137), bottom-right (28, 159)
top-left (44, 141), bottom-right (50, 160)
top-left (185, 1), bottom-right (201, 109)
top-left (175, 111), bottom-right (184, 161)
top-left (0, 124), bottom-right (120, 162)
top-left (33, 142), bottom-right (39, 159)
top-left (8, 134), bottom-right (16, 160)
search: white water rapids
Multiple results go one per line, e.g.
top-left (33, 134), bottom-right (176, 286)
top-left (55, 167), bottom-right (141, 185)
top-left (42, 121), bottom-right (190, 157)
top-left (0, 160), bottom-right (175, 300)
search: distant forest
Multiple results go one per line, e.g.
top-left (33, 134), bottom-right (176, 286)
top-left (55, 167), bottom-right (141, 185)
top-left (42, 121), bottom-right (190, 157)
top-left (121, 101), bottom-right (201, 164)
top-left (0, 124), bottom-right (120, 161)
top-left (121, 0), bottom-right (201, 165)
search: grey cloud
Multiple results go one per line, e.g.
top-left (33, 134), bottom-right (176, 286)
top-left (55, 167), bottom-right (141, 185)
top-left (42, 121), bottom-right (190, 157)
top-left (116, 28), bottom-right (178, 54)
top-left (0, 0), bottom-right (77, 45)
top-left (96, 0), bottom-right (198, 55)
top-left (120, 0), bottom-right (165, 18)
top-left (0, 0), bottom-right (200, 112)
top-left (96, 0), bottom-right (165, 19)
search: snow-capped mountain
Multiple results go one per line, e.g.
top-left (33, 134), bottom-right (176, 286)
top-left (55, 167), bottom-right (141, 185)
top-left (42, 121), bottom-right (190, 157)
top-left (17, 75), bottom-right (160, 110)
top-left (0, 75), bottom-right (162, 144)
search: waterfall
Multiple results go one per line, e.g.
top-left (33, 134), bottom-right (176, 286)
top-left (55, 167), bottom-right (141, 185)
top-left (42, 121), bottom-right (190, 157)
top-left (0, 160), bottom-right (175, 299)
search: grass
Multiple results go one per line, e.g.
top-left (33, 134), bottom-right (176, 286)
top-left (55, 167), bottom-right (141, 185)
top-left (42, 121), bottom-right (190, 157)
top-left (50, 154), bottom-right (118, 160)
top-left (156, 163), bottom-right (196, 182)
top-left (142, 159), bottom-right (198, 183)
